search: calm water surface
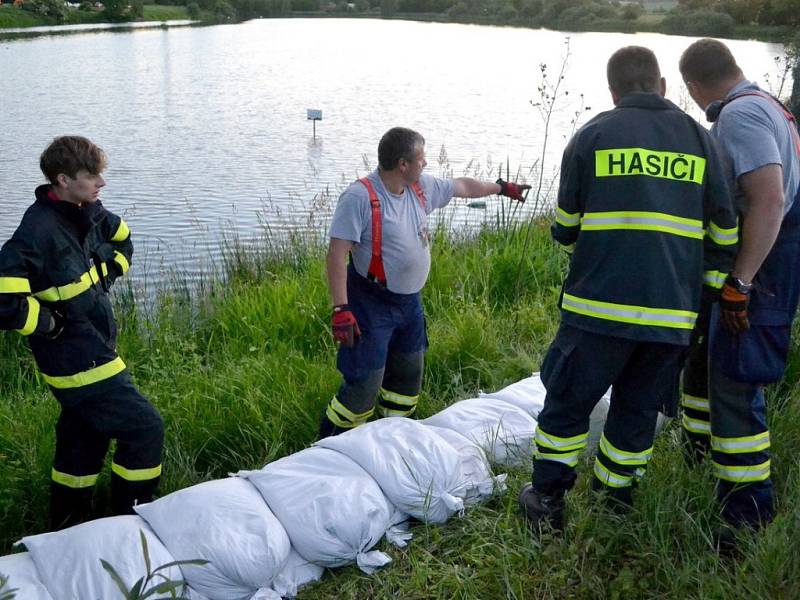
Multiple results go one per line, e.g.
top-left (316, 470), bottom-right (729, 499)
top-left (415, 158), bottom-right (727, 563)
top-left (0, 19), bottom-right (786, 286)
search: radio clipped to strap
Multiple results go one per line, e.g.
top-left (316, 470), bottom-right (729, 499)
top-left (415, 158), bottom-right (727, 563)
top-left (358, 177), bottom-right (427, 288)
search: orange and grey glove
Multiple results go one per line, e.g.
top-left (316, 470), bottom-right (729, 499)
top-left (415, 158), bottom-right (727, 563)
top-left (496, 178), bottom-right (531, 202)
top-left (332, 304), bottom-right (361, 348)
top-left (720, 274), bottom-right (751, 333)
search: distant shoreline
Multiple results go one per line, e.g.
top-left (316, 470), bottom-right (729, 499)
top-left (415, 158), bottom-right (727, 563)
top-left (0, 7), bottom-right (794, 45)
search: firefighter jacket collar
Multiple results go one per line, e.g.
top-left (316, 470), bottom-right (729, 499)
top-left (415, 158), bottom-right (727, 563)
top-left (616, 92), bottom-right (677, 112)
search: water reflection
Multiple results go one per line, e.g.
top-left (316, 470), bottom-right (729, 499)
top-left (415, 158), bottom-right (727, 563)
top-left (0, 19), bottom-right (788, 291)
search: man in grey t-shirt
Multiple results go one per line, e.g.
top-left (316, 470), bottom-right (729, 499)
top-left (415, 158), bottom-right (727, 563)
top-left (319, 126), bottom-right (529, 438)
top-left (680, 39), bottom-right (800, 547)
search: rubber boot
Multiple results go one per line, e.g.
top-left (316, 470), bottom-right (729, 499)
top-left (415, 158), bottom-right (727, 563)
top-left (518, 482), bottom-right (565, 532)
top-left (49, 482), bottom-right (94, 530)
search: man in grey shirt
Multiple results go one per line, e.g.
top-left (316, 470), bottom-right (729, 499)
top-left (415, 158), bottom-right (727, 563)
top-left (319, 126), bottom-right (529, 438)
top-left (680, 39), bottom-right (800, 548)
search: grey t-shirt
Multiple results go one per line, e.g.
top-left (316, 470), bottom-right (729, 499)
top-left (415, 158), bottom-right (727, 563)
top-left (712, 80), bottom-right (800, 214)
top-left (329, 170), bottom-right (455, 294)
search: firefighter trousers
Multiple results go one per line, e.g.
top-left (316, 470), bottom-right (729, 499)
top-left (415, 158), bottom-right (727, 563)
top-left (319, 265), bottom-right (427, 438)
top-left (532, 324), bottom-right (684, 506)
top-left (50, 374), bottom-right (164, 530)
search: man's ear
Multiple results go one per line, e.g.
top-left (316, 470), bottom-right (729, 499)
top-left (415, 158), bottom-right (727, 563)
top-left (659, 77), bottom-right (666, 98)
top-left (55, 173), bottom-right (69, 188)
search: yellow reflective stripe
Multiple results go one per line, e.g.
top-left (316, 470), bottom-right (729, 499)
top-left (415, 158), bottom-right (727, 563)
top-left (599, 434), bottom-right (652, 466)
top-left (563, 243), bottom-right (575, 254)
top-left (113, 252), bottom-right (130, 274)
top-left (111, 219), bottom-right (131, 242)
top-left (328, 396), bottom-right (373, 425)
top-left (593, 459), bottom-right (633, 488)
top-left (707, 220), bottom-right (738, 246)
top-left (325, 405), bottom-right (355, 428)
top-left (711, 431), bottom-right (770, 454)
top-left (556, 207), bottom-right (580, 227)
top-left (381, 406), bottom-right (417, 417)
top-left (16, 297), bottom-right (41, 336)
top-left (562, 293), bottom-right (697, 330)
top-left (713, 460), bottom-right (770, 483)
top-left (704, 270), bottom-right (726, 289)
top-left (535, 449), bottom-right (581, 467)
top-left (111, 462), bottom-right (161, 482)
top-left (34, 286), bottom-right (60, 302)
top-left (595, 148), bottom-right (706, 184)
top-left (0, 276), bottom-right (31, 294)
top-left (581, 211), bottom-right (704, 239)
top-left (52, 468), bottom-right (99, 489)
top-left (681, 393), bottom-right (709, 412)
top-left (535, 427), bottom-right (588, 452)
top-left (33, 264), bottom-right (109, 302)
top-left (380, 388), bottom-right (418, 407)
top-left (682, 413), bottom-right (710, 435)
top-left (42, 357), bottom-right (126, 389)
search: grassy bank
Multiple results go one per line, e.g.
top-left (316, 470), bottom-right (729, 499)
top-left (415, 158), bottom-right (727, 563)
top-left (0, 4), bottom-right (188, 28)
top-left (1, 221), bottom-right (799, 598)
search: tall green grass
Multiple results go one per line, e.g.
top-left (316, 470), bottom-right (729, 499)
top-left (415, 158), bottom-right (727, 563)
top-left (1, 220), bottom-right (799, 598)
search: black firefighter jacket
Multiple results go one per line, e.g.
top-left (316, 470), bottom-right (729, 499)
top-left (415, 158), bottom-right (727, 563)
top-left (0, 185), bottom-right (133, 405)
top-left (552, 93), bottom-right (739, 346)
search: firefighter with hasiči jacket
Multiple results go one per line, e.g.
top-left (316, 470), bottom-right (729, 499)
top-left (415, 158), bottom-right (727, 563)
top-left (0, 136), bottom-right (163, 530)
top-left (518, 47), bottom-right (738, 533)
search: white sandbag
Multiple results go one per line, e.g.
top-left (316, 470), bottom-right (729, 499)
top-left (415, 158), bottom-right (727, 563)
top-left (0, 552), bottom-right (53, 600)
top-left (482, 373), bottom-right (666, 449)
top-left (239, 447), bottom-right (394, 573)
top-left (135, 477), bottom-right (291, 600)
top-left (425, 424), bottom-right (508, 505)
top-left (268, 548), bottom-right (324, 599)
top-left (315, 418), bottom-right (467, 523)
top-left (20, 515), bottom-right (202, 600)
top-left (479, 373), bottom-right (547, 418)
top-left (422, 398), bottom-right (537, 466)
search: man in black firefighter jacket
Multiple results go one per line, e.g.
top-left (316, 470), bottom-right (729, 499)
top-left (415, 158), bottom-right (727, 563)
top-left (0, 136), bottom-right (163, 529)
top-left (518, 47), bottom-right (738, 532)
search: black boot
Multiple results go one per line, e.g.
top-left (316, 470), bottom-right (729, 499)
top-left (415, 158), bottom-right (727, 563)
top-left (49, 482), bottom-right (94, 530)
top-left (317, 414), bottom-right (351, 440)
top-left (518, 482), bottom-right (565, 532)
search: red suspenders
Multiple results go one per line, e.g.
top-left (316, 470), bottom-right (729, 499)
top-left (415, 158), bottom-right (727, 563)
top-left (358, 178), bottom-right (427, 287)
top-left (727, 91), bottom-right (800, 158)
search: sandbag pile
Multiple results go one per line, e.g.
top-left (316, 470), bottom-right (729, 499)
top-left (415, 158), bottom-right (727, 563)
top-left (1, 373), bottom-right (616, 600)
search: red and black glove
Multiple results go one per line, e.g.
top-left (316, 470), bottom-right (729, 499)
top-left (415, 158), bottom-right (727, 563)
top-left (496, 178), bottom-right (531, 202)
top-left (332, 304), bottom-right (361, 348)
top-left (720, 274), bottom-right (751, 333)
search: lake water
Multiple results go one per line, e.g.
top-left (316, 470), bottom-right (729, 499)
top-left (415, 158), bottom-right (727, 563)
top-left (0, 18), bottom-right (787, 286)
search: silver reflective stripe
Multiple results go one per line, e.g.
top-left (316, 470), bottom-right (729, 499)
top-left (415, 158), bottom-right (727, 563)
top-left (711, 431), bottom-right (770, 454)
top-left (581, 212), bottom-right (704, 238)
top-left (707, 220), bottom-right (738, 245)
top-left (535, 450), bottom-right (580, 467)
top-left (593, 460), bottom-right (633, 488)
top-left (562, 293), bottom-right (697, 329)
top-left (682, 413), bottom-right (710, 435)
top-left (713, 460), bottom-right (770, 483)
top-left (703, 270), bottom-right (726, 289)
top-left (599, 435), bottom-right (652, 466)
top-left (681, 394), bottom-right (710, 412)
top-left (556, 207), bottom-right (580, 227)
top-left (535, 428), bottom-right (588, 452)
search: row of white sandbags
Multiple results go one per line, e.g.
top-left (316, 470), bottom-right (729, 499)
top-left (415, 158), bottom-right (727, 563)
top-left (0, 374), bottom-right (608, 600)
